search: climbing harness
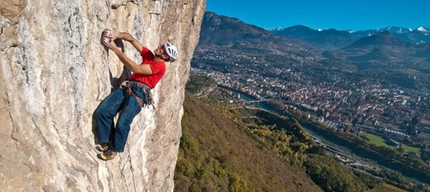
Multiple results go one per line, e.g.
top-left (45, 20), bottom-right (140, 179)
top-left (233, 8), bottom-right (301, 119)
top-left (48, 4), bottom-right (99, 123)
top-left (120, 80), bottom-right (157, 114)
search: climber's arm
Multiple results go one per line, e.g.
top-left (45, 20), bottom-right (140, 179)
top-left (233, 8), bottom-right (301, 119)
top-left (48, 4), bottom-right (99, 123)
top-left (102, 39), bottom-right (153, 75)
top-left (103, 29), bottom-right (143, 52)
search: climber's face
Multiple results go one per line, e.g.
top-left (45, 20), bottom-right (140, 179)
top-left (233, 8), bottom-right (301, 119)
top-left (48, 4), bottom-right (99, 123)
top-left (154, 45), bottom-right (169, 60)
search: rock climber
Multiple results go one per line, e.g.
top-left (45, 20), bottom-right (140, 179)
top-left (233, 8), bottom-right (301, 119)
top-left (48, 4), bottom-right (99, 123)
top-left (96, 28), bottom-right (178, 161)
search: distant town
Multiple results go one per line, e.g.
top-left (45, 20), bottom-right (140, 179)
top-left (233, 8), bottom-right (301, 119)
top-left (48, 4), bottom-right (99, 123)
top-left (191, 50), bottom-right (430, 147)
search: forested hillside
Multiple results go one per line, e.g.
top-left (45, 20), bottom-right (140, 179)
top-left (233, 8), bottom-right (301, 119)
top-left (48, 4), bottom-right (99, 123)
top-left (175, 91), bottom-right (322, 192)
top-left (174, 75), bottom-right (425, 192)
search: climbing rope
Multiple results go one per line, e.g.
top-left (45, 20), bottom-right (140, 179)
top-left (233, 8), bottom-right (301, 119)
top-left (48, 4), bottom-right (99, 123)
top-left (120, 146), bottom-right (138, 192)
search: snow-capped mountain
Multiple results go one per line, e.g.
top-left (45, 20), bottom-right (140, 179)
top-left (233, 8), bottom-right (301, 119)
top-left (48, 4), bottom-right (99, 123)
top-left (270, 25), bottom-right (430, 50)
top-left (371, 26), bottom-right (429, 35)
top-left (417, 26), bottom-right (428, 33)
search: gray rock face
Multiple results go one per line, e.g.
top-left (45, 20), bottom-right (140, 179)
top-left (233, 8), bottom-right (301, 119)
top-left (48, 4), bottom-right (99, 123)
top-left (0, 0), bottom-right (205, 191)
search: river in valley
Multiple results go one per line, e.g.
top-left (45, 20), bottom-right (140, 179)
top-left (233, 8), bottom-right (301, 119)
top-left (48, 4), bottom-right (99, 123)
top-left (221, 87), bottom-right (427, 185)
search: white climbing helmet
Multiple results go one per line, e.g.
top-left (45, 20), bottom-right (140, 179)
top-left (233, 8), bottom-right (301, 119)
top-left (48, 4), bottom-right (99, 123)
top-left (164, 43), bottom-right (178, 62)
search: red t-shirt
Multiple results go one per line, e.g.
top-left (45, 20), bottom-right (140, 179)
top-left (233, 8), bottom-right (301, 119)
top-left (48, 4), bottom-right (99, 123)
top-left (130, 47), bottom-right (166, 89)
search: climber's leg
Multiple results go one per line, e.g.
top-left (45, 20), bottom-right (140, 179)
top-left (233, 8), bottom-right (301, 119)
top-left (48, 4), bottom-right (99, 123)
top-left (110, 87), bottom-right (142, 152)
top-left (95, 89), bottom-right (126, 144)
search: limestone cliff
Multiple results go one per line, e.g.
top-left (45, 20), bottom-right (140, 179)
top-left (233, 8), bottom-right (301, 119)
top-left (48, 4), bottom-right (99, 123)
top-left (0, 0), bottom-right (205, 191)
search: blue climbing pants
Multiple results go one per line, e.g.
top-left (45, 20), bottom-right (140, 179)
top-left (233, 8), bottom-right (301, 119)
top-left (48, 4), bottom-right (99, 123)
top-left (96, 85), bottom-right (148, 152)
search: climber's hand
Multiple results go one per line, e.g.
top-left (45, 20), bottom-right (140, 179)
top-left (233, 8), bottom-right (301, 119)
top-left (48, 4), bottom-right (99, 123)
top-left (102, 36), bottom-right (118, 50)
top-left (102, 29), bottom-right (111, 38)
top-left (103, 29), bottom-right (120, 40)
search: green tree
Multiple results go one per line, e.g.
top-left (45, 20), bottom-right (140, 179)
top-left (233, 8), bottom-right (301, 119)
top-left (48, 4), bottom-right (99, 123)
top-left (228, 173), bottom-right (251, 192)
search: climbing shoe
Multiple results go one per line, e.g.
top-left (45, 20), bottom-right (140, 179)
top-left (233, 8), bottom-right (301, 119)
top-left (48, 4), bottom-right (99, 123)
top-left (97, 150), bottom-right (117, 161)
top-left (96, 143), bottom-right (109, 152)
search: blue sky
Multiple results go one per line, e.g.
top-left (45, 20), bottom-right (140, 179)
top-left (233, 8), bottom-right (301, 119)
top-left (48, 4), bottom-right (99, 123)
top-left (206, 0), bottom-right (430, 30)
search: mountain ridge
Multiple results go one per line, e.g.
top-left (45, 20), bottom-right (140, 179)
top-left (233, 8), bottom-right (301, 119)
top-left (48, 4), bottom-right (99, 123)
top-left (272, 25), bottom-right (429, 34)
top-left (323, 31), bottom-right (430, 71)
top-left (271, 25), bottom-right (430, 50)
top-left (343, 31), bottom-right (412, 48)
top-left (199, 12), bottom-right (320, 54)
top-left (199, 12), bottom-right (429, 64)
top-left (195, 11), bottom-right (430, 96)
